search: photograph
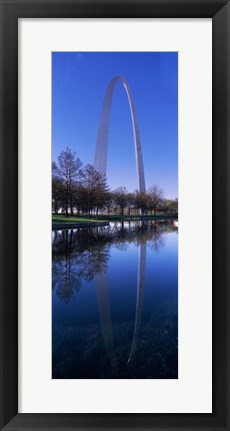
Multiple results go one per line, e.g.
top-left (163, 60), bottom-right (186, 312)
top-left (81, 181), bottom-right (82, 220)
top-left (1, 0), bottom-right (229, 427)
top-left (52, 52), bottom-right (178, 379)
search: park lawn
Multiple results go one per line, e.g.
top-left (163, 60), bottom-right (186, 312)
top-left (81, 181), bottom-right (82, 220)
top-left (52, 215), bottom-right (106, 224)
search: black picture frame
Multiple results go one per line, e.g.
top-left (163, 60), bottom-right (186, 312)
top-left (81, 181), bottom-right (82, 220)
top-left (0, 1), bottom-right (229, 430)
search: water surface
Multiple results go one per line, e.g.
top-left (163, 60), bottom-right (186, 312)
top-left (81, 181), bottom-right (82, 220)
top-left (52, 220), bottom-right (178, 379)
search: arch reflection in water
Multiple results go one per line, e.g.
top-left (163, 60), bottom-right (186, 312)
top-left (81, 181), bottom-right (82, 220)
top-left (94, 241), bottom-right (146, 369)
top-left (128, 241), bottom-right (146, 363)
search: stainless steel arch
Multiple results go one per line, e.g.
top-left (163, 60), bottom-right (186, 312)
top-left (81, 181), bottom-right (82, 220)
top-left (94, 76), bottom-right (146, 193)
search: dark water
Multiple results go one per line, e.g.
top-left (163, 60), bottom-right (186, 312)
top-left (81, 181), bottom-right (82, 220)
top-left (52, 220), bottom-right (178, 379)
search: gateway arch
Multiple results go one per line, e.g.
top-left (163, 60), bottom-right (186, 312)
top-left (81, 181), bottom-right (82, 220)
top-left (94, 76), bottom-right (146, 193)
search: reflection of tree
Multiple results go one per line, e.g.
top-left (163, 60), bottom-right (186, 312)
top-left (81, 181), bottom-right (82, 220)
top-left (113, 242), bottom-right (129, 252)
top-left (52, 230), bottom-right (79, 303)
top-left (52, 220), bottom-right (175, 303)
top-left (52, 260), bottom-right (82, 303)
top-left (148, 222), bottom-right (166, 252)
top-left (52, 229), bottom-right (110, 303)
top-left (76, 247), bottom-right (109, 283)
top-left (147, 220), bottom-right (177, 252)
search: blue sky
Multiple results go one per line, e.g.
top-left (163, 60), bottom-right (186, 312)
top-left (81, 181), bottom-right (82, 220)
top-left (52, 52), bottom-right (178, 199)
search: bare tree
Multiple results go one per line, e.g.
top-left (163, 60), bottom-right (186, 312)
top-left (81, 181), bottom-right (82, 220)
top-left (57, 147), bottom-right (82, 216)
top-left (112, 187), bottom-right (128, 216)
top-left (134, 191), bottom-right (150, 215)
top-left (77, 164), bottom-right (109, 217)
top-left (126, 192), bottom-right (135, 215)
top-left (94, 173), bottom-right (110, 218)
top-left (52, 162), bottom-right (65, 213)
top-left (148, 185), bottom-right (164, 215)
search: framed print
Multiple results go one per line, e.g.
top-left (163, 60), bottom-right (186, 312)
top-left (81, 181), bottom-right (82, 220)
top-left (0, 1), bottom-right (229, 430)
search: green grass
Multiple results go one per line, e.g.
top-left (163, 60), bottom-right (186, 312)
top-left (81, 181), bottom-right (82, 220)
top-left (52, 215), bottom-right (106, 224)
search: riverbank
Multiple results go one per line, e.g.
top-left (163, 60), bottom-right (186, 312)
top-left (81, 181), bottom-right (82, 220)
top-left (52, 215), bottom-right (109, 230)
top-left (52, 214), bottom-right (177, 230)
top-left (99, 214), bottom-right (178, 221)
top-left (53, 222), bottom-right (109, 230)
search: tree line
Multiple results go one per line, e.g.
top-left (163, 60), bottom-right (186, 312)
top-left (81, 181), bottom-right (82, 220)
top-left (52, 147), bottom-right (178, 217)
